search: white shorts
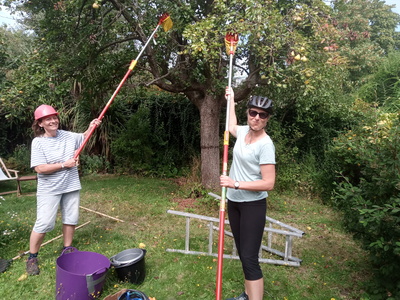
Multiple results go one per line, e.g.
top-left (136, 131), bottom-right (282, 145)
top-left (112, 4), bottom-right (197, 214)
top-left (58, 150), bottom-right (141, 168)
top-left (33, 190), bottom-right (80, 233)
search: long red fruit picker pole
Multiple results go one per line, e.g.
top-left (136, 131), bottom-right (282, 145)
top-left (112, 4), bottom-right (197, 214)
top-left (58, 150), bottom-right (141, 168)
top-left (215, 32), bottom-right (239, 300)
top-left (74, 13), bottom-right (173, 159)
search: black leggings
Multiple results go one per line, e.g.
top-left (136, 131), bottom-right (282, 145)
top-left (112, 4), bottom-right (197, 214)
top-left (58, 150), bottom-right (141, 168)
top-left (227, 198), bottom-right (266, 280)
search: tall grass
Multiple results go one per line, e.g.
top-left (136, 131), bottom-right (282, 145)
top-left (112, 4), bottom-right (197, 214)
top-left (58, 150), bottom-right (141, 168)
top-left (0, 175), bottom-right (372, 299)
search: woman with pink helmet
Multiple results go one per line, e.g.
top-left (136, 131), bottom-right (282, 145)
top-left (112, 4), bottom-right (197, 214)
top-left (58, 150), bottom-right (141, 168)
top-left (26, 104), bottom-right (101, 276)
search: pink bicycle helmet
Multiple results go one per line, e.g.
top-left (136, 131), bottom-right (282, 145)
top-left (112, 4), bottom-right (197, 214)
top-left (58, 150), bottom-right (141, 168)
top-left (34, 104), bottom-right (59, 120)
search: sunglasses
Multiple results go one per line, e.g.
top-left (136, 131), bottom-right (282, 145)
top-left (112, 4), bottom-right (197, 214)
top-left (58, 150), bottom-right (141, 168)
top-left (248, 110), bottom-right (269, 119)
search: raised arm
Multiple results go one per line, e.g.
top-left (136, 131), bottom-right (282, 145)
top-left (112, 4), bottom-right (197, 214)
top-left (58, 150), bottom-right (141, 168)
top-left (226, 86), bottom-right (238, 137)
top-left (82, 119), bottom-right (102, 138)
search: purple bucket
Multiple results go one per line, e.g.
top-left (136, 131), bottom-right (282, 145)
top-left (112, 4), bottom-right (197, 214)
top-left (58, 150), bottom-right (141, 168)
top-left (55, 248), bottom-right (110, 300)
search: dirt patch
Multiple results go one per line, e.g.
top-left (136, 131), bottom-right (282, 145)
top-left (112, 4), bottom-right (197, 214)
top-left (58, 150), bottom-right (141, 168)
top-left (172, 177), bottom-right (187, 185)
top-left (171, 197), bottom-right (199, 210)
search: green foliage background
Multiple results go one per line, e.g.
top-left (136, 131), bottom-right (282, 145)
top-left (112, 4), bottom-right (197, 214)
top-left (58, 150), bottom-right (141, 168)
top-left (110, 93), bottom-right (200, 176)
top-left (323, 53), bottom-right (400, 299)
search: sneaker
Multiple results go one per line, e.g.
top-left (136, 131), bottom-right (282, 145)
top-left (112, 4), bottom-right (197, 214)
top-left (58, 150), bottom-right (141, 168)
top-left (26, 257), bottom-right (40, 275)
top-left (225, 292), bottom-right (249, 300)
top-left (61, 246), bottom-right (76, 255)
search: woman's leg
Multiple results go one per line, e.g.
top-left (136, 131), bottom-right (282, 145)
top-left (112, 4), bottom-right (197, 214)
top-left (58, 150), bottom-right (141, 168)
top-left (62, 224), bottom-right (76, 247)
top-left (60, 190), bottom-right (80, 247)
top-left (30, 194), bottom-right (60, 253)
top-left (245, 278), bottom-right (264, 300)
top-left (27, 194), bottom-right (60, 275)
top-left (232, 199), bottom-right (267, 300)
top-left (29, 231), bottom-right (46, 254)
top-left (227, 200), bottom-right (242, 255)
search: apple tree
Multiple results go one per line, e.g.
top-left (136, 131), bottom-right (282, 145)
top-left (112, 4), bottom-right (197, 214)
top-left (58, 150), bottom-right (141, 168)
top-left (3, 0), bottom-right (395, 188)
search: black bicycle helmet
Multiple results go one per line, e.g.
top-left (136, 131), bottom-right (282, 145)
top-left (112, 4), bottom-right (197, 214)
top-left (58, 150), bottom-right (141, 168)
top-left (118, 289), bottom-right (150, 300)
top-left (247, 95), bottom-right (273, 114)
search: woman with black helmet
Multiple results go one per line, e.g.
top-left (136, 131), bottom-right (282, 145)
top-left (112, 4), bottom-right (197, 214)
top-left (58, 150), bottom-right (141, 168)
top-left (220, 87), bottom-right (276, 300)
top-left (26, 104), bottom-right (101, 276)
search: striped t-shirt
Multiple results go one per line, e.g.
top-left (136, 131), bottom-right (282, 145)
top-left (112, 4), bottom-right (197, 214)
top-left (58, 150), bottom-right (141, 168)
top-left (31, 130), bottom-right (84, 195)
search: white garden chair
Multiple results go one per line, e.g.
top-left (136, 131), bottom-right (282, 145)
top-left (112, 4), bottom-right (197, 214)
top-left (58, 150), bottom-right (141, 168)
top-left (0, 158), bottom-right (19, 195)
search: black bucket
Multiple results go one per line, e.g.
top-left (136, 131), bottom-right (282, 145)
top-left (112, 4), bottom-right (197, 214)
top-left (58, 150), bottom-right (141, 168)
top-left (110, 248), bottom-right (146, 284)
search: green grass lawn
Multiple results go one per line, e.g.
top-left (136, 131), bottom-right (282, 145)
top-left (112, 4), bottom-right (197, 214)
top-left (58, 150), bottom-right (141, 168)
top-left (0, 175), bottom-right (372, 299)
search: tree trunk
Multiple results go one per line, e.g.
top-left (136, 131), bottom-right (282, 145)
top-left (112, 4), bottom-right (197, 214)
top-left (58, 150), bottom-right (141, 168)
top-left (198, 94), bottom-right (223, 190)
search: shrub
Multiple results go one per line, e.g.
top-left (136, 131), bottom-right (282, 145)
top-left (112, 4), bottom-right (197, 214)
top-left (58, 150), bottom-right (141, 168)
top-left (111, 106), bottom-right (156, 174)
top-left (110, 93), bottom-right (200, 176)
top-left (79, 154), bottom-right (111, 175)
top-left (328, 109), bottom-right (400, 298)
top-left (5, 144), bottom-right (31, 173)
top-left (268, 120), bottom-right (302, 192)
top-left (357, 51), bottom-right (400, 112)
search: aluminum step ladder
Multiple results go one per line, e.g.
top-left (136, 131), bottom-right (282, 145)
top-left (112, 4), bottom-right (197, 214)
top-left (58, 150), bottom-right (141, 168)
top-left (166, 193), bottom-right (304, 267)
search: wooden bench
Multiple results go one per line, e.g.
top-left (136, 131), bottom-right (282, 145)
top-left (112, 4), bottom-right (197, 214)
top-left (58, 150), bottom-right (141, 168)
top-left (17, 175), bottom-right (37, 196)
